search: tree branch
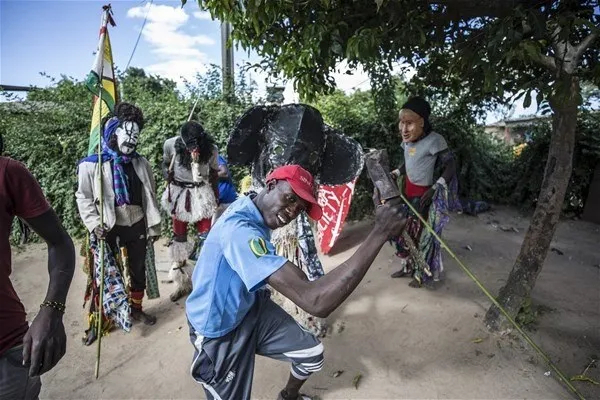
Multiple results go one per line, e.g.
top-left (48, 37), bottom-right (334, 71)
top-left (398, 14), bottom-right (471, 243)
top-left (573, 30), bottom-right (599, 65)
top-left (534, 54), bottom-right (557, 71)
top-left (551, 25), bottom-right (570, 73)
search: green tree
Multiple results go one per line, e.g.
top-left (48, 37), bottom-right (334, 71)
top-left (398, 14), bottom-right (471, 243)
top-left (188, 0), bottom-right (600, 330)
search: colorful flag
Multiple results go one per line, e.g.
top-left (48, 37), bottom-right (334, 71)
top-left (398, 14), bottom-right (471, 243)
top-left (316, 179), bottom-right (357, 254)
top-left (85, 7), bottom-right (117, 155)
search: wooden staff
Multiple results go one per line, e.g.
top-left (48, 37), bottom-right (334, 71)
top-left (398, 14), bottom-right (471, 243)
top-left (167, 98), bottom-right (197, 178)
top-left (94, 5), bottom-right (110, 380)
top-left (188, 96), bottom-right (200, 122)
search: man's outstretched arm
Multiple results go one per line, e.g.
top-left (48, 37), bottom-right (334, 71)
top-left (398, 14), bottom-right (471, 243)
top-left (267, 203), bottom-right (406, 318)
top-left (22, 208), bottom-right (75, 377)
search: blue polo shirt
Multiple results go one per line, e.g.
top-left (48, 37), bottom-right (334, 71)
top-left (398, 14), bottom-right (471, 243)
top-left (186, 196), bottom-right (288, 338)
top-left (217, 155), bottom-right (238, 204)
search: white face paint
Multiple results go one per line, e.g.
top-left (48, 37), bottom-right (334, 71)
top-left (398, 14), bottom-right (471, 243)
top-left (115, 121), bottom-right (140, 155)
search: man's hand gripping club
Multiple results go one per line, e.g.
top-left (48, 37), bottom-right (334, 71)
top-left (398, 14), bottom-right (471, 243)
top-left (267, 149), bottom-right (407, 318)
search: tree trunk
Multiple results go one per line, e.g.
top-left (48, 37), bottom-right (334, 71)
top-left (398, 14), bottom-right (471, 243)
top-left (484, 75), bottom-right (580, 331)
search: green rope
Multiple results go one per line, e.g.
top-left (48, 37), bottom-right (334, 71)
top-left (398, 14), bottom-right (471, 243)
top-left (399, 192), bottom-right (585, 400)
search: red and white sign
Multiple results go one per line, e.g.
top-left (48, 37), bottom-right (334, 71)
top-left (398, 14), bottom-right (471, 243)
top-left (316, 179), bottom-right (357, 254)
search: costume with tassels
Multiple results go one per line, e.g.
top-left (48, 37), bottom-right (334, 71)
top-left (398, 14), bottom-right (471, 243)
top-left (76, 103), bottom-right (161, 345)
top-left (227, 104), bottom-right (364, 337)
top-left (389, 97), bottom-right (460, 288)
top-left (161, 121), bottom-right (219, 302)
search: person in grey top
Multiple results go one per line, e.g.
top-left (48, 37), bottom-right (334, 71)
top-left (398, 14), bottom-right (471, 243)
top-left (390, 97), bottom-right (457, 288)
top-left (161, 121), bottom-right (219, 302)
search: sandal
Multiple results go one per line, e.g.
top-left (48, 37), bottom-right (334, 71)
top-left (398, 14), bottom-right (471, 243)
top-left (391, 269), bottom-right (412, 278)
top-left (408, 279), bottom-right (422, 288)
top-left (277, 390), bottom-right (313, 400)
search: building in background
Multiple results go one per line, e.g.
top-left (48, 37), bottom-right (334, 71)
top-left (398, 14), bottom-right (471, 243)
top-left (484, 115), bottom-right (551, 145)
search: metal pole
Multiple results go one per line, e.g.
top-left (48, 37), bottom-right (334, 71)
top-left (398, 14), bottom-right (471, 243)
top-left (220, 22), bottom-right (234, 103)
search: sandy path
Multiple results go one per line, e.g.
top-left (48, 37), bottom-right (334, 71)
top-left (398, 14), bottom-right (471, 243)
top-left (10, 206), bottom-right (599, 399)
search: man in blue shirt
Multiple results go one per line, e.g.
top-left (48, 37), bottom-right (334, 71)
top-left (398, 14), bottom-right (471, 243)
top-left (217, 154), bottom-right (238, 206)
top-left (212, 154), bottom-right (238, 224)
top-left (186, 165), bottom-right (406, 400)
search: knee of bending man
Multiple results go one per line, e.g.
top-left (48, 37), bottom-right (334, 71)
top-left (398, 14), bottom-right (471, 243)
top-left (291, 343), bottom-right (325, 379)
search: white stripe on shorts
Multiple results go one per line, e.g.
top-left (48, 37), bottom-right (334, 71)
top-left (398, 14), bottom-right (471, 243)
top-left (301, 360), bottom-right (324, 368)
top-left (304, 364), bottom-right (324, 372)
top-left (201, 383), bottom-right (223, 400)
top-left (290, 367), bottom-right (310, 381)
top-left (283, 343), bottom-right (324, 359)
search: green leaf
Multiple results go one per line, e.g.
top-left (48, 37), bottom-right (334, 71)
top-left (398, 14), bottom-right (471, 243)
top-left (331, 41), bottom-right (343, 56)
top-left (352, 373), bottom-right (362, 389)
top-left (252, 18), bottom-right (261, 35)
top-left (506, 50), bottom-right (515, 65)
top-left (514, 90), bottom-right (526, 101)
top-left (536, 91), bottom-right (543, 109)
top-left (570, 375), bottom-right (600, 385)
top-left (522, 41), bottom-right (539, 61)
top-left (523, 91), bottom-right (532, 108)
top-left (375, 0), bottom-right (384, 12)
top-left (574, 17), bottom-right (599, 32)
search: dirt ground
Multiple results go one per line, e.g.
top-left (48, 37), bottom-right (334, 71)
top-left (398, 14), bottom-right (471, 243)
top-left (10, 205), bottom-right (600, 400)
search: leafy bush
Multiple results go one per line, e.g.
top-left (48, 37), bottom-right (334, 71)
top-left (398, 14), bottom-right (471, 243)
top-left (506, 111), bottom-right (600, 214)
top-left (313, 90), bottom-right (599, 219)
top-left (1, 66), bottom-right (254, 239)
top-left (2, 78), bottom-right (91, 238)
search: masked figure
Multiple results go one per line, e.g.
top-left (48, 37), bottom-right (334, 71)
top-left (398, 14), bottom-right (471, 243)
top-left (389, 97), bottom-right (460, 288)
top-left (76, 102), bottom-right (162, 345)
top-left (162, 121), bottom-right (219, 302)
top-left (227, 104), bottom-right (364, 336)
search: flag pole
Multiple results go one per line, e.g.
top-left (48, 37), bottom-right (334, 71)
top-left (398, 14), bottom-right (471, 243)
top-left (94, 5), bottom-right (110, 380)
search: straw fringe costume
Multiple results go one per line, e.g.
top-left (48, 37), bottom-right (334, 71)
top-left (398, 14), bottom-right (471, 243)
top-left (162, 132), bottom-right (219, 302)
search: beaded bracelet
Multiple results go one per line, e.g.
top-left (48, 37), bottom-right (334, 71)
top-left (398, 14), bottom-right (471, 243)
top-left (40, 301), bottom-right (66, 313)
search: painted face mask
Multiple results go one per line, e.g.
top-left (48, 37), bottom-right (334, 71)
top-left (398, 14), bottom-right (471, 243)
top-left (179, 122), bottom-right (206, 181)
top-left (181, 124), bottom-right (204, 154)
top-left (115, 121), bottom-right (140, 155)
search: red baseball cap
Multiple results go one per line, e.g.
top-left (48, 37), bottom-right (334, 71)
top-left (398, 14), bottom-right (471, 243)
top-left (266, 165), bottom-right (323, 220)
